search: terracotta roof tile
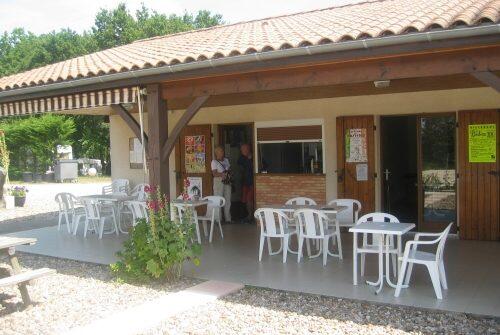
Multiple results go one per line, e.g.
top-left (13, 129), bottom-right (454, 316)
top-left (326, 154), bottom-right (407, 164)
top-left (0, 0), bottom-right (499, 92)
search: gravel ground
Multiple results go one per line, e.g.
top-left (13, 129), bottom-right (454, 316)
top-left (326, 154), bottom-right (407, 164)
top-left (0, 182), bottom-right (108, 233)
top-left (148, 287), bottom-right (500, 335)
top-left (0, 253), bottom-right (200, 335)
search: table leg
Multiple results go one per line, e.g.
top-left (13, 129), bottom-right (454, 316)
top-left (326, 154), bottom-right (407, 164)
top-left (353, 232), bottom-right (358, 285)
top-left (386, 234), bottom-right (407, 289)
top-left (366, 234), bottom-right (384, 294)
top-left (7, 248), bottom-right (31, 305)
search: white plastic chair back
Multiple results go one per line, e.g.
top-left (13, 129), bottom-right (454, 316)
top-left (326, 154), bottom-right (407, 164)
top-left (286, 197), bottom-right (317, 206)
top-left (55, 192), bottom-right (78, 213)
top-left (103, 179), bottom-right (130, 195)
top-left (435, 222), bottom-right (453, 263)
top-left (130, 183), bottom-right (149, 201)
top-left (357, 212), bottom-right (399, 224)
top-left (81, 198), bottom-right (101, 220)
top-left (294, 209), bottom-right (328, 238)
top-left (127, 201), bottom-right (149, 224)
top-left (202, 196), bottom-right (225, 221)
top-left (327, 199), bottom-right (361, 225)
top-left (254, 208), bottom-right (288, 236)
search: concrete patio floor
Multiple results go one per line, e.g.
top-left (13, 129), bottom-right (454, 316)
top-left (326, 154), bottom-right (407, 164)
top-left (7, 224), bottom-right (500, 318)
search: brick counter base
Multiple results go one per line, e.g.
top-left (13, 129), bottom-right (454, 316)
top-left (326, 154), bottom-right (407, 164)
top-left (255, 174), bottom-right (326, 208)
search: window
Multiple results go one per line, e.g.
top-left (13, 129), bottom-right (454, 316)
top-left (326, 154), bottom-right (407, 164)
top-left (256, 124), bottom-right (323, 174)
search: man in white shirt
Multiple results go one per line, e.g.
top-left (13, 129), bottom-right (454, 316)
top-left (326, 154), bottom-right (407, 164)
top-left (211, 145), bottom-right (231, 222)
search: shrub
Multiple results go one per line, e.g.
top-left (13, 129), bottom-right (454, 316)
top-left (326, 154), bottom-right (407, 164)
top-left (111, 188), bottom-right (201, 282)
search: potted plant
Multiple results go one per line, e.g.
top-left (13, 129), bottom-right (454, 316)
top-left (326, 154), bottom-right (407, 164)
top-left (8, 186), bottom-right (28, 207)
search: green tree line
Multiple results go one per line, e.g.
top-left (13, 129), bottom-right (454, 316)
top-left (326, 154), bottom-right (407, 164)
top-left (0, 3), bottom-right (223, 179)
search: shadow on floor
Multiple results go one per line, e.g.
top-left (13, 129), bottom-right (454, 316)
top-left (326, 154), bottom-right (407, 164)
top-left (0, 211), bottom-right (58, 234)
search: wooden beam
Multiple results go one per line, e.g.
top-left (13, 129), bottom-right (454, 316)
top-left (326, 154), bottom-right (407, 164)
top-left (111, 104), bottom-right (149, 150)
top-left (146, 84), bottom-right (169, 194)
top-left (162, 46), bottom-right (500, 100)
top-left (471, 71), bottom-right (500, 92)
top-left (161, 95), bottom-right (209, 162)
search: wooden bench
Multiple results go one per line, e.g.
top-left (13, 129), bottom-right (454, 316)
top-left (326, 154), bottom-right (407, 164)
top-left (0, 268), bottom-right (56, 305)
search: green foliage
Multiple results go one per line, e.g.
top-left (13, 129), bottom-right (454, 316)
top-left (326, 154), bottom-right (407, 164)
top-left (111, 190), bottom-right (201, 282)
top-left (0, 114), bottom-right (75, 176)
top-left (71, 115), bottom-right (110, 174)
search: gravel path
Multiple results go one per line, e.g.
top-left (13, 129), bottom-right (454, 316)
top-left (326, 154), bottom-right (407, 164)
top-left (0, 253), bottom-right (199, 335)
top-left (0, 182), bottom-right (108, 234)
top-left (148, 287), bottom-right (500, 335)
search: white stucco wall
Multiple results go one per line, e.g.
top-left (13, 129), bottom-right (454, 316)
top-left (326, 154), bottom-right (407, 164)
top-left (109, 87), bottom-right (500, 207)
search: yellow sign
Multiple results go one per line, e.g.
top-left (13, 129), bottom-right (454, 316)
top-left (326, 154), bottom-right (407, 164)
top-left (468, 124), bottom-right (496, 163)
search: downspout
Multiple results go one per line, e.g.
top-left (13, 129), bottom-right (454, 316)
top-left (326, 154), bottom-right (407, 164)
top-left (0, 24), bottom-right (499, 100)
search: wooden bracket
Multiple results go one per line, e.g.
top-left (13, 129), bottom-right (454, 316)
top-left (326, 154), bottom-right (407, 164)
top-left (111, 104), bottom-right (149, 151)
top-left (472, 71), bottom-right (500, 93)
top-left (161, 95), bottom-right (210, 162)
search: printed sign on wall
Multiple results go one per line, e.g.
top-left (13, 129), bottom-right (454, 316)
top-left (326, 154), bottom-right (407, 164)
top-left (468, 124), bottom-right (496, 163)
top-left (185, 135), bottom-right (206, 173)
top-left (129, 138), bottom-right (144, 169)
top-left (345, 128), bottom-right (368, 163)
top-left (187, 177), bottom-right (203, 199)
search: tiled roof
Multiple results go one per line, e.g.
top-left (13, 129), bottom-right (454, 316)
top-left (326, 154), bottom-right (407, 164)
top-left (1, 0), bottom-right (499, 92)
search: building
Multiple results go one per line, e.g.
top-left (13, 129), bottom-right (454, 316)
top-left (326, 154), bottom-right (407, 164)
top-left (1, 0), bottom-right (499, 240)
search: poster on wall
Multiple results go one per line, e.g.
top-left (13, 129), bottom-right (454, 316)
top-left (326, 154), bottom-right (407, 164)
top-left (187, 177), bottom-right (203, 199)
top-left (185, 135), bottom-right (206, 173)
top-left (129, 138), bottom-right (144, 169)
top-left (356, 163), bottom-right (368, 181)
top-left (468, 124), bottom-right (496, 163)
top-left (345, 128), bottom-right (368, 163)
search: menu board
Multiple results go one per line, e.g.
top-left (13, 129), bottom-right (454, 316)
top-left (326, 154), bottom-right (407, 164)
top-left (185, 135), bottom-right (206, 173)
top-left (345, 128), bottom-right (368, 163)
top-left (468, 124), bottom-right (496, 163)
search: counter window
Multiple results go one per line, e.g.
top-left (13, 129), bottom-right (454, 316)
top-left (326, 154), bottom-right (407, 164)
top-left (256, 124), bottom-right (323, 174)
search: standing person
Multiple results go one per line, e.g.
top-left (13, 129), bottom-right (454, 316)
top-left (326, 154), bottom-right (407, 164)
top-left (211, 145), bottom-right (232, 223)
top-left (238, 143), bottom-right (254, 223)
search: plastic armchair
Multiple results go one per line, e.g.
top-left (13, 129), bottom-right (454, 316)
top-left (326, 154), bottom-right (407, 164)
top-left (294, 209), bottom-right (341, 266)
top-left (129, 183), bottom-right (149, 201)
top-left (326, 199), bottom-right (361, 227)
top-left (255, 208), bottom-right (296, 263)
top-left (198, 196), bottom-right (225, 243)
top-left (395, 222), bottom-right (453, 299)
top-left (174, 204), bottom-right (202, 244)
top-left (74, 198), bottom-right (118, 239)
top-left (54, 192), bottom-right (84, 233)
top-left (102, 179), bottom-right (130, 195)
top-left (124, 200), bottom-right (148, 226)
top-left (355, 212), bottom-right (399, 277)
top-left (285, 197), bottom-right (317, 206)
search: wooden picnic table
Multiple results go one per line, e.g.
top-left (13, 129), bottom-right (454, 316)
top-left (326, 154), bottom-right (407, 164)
top-left (0, 236), bottom-right (38, 304)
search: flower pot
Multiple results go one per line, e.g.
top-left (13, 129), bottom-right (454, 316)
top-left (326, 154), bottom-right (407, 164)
top-left (4, 195), bottom-right (14, 209)
top-left (22, 172), bottom-right (33, 183)
top-left (14, 196), bottom-right (26, 207)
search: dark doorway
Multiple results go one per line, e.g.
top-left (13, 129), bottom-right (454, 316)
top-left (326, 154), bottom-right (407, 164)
top-left (218, 124), bottom-right (254, 222)
top-left (381, 116), bottom-right (418, 224)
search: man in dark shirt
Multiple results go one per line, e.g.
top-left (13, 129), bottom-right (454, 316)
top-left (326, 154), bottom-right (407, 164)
top-left (238, 143), bottom-right (254, 223)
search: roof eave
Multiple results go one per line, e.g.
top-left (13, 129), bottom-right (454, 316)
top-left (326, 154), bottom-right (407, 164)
top-left (1, 24), bottom-right (499, 102)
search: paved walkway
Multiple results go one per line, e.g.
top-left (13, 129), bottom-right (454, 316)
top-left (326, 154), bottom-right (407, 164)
top-left (65, 280), bottom-right (243, 335)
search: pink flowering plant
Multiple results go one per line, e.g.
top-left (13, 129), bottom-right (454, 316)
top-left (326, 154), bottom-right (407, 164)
top-left (111, 185), bottom-right (201, 282)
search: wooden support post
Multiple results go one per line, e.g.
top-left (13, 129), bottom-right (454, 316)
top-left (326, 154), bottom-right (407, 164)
top-left (7, 248), bottom-right (31, 305)
top-left (472, 71), bottom-right (500, 92)
top-left (111, 104), bottom-right (149, 150)
top-left (161, 95), bottom-right (209, 162)
top-left (146, 84), bottom-right (169, 194)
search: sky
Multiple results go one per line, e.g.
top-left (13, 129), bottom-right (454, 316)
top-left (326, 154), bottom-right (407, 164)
top-left (0, 0), bottom-right (363, 35)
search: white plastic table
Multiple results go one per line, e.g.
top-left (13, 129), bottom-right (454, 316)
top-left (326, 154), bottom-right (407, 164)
top-left (80, 193), bottom-right (136, 234)
top-left (349, 221), bottom-right (415, 294)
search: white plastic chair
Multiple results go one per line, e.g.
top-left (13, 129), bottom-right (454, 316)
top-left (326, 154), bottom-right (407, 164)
top-left (74, 198), bottom-right (118, 239)
top-left (355, 212), bottom-right (399, 277)
top-left (285, 197), bottom-right (317, 206)
top-left (327, 199), bottom-right (361, 227)
top-left (129, 183), bottom-right (149, 201)
top-left (124, 201), bottom-right (149, 226)
top-left (54, 192), bottom-right (84, 233)
top-left (395, 222), bottom-right (453, 299)
top-left (198, 196), bottom-right (225, 243)
top-left (294, 209), bottom-right (341, 266)
top-left (254, 208), bottom-right (296, 263)
top-left (102, 179), bottom-right (130, 195)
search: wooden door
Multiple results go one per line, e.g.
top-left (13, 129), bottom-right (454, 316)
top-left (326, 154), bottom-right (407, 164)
top-left (336, 116), bottom-right (375, 213)
top-left (175, 125), bottom-right (213, 198)
top-left (458, 110), bottom-right (499, 241)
